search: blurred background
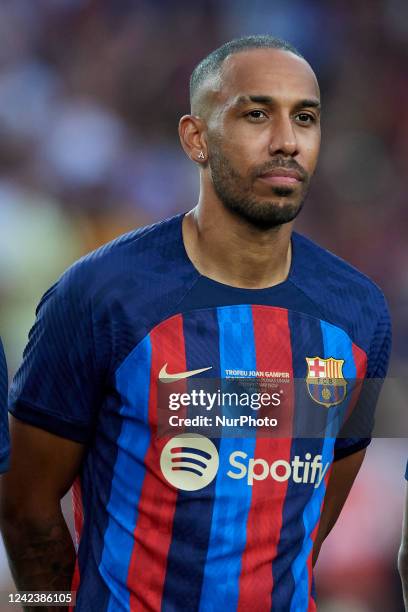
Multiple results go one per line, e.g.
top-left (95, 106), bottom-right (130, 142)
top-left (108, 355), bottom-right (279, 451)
top-left (0, 0), bottom-right (406, 610)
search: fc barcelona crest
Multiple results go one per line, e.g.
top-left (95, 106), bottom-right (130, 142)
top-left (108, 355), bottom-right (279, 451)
top-left (305, 356), bottom-right (347, 408)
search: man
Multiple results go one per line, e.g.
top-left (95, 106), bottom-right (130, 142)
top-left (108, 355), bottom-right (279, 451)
top-left (400, 462), bottom-right (408, 610)
top-left (0, 339), bottom-right (9, 473)
top-left (0, 35), bottom-right (391, 611)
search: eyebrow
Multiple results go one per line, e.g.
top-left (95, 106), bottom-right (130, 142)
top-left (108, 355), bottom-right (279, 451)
top-left (235, 95), bottom-right (321, 111)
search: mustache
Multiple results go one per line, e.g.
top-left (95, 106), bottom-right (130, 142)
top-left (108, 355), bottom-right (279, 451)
top-left (253, 158), bottom-right (308, 181)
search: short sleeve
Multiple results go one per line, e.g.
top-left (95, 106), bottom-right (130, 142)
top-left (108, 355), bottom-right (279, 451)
top-left (9, 265), bottom-right (106, 443)
top-left (0, 339), bottom-right (10, 472)
top-left (333, 294), bottom-right (392, 461)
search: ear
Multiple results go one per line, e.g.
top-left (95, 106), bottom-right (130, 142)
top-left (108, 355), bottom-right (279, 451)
top-left (178, 115), bottom-right (207, 164)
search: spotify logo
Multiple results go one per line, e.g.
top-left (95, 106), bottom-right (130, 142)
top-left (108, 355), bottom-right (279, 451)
top-left (160, 434), bottom-right (219, 491)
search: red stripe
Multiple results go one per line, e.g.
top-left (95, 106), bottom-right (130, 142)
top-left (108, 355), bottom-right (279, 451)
top-left (237, 307), bottom-right (294, 611)
top-left (127, 315), bottom-right (187, 611)
top-left (72, 477), bottom-right (84, 543)
top-left (308, 597), bottom-right (317, 612)
top-left (344, 344), bottom-right (368, 421)
top-left (69, 477), bottom-right (83, 610)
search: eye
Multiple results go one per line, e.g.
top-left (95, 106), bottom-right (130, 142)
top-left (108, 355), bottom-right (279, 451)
top-left (296, 112), bottom-right (316, 124)
top-left (246, 110), bottom-right (268, 121)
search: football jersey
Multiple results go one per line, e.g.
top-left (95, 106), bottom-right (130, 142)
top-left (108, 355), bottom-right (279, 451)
top-left (9, 213), bottom-right (391, 611)
top-left (0, 339), bottom-right (10, 472)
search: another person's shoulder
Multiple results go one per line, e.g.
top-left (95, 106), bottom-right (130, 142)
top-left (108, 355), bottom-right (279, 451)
top-left (291, 232), bottom-right (390, 347)
top-left (0, 339), bottom-right (9, 473)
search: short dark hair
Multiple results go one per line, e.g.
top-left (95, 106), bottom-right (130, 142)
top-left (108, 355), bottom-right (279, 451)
top-left (190, 35), bottom-right (304, 108)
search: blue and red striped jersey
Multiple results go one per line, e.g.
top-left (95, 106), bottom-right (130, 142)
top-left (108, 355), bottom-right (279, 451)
top-left (9, 213), bottom-right (391, 611)
top-left (0, 339), bottom-right (9, 473)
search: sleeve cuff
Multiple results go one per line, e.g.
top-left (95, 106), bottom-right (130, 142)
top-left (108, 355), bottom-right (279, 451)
top-left (9, 399), bottom-right (90, 444)
top-left (333, 438), bottom-right (371, 462)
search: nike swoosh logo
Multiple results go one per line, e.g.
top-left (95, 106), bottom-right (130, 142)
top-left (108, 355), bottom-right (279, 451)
top-left (159, 363), bottom-right (213, 382)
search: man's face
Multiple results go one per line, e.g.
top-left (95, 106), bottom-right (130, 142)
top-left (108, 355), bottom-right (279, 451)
top-left (205, 48), bottom-right (321, 229)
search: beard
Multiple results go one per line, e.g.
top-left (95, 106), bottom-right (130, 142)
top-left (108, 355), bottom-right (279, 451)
top-left (208, 146), bottom-right (309, 231)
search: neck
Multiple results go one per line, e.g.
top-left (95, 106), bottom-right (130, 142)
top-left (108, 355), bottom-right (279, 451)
top-left (182, 195), bottom-right (294, 290)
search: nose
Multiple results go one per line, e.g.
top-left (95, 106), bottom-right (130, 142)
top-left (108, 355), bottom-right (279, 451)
top-left (268, 114), bottom-right (298, 157)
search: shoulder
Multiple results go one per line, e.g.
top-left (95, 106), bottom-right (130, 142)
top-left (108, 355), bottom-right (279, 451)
top-left (0, 338), bottom-right (8, 472)
top-left (292, 232), bottom-right (386, 301)
top-left (46, 214), bottom-right (185, 308)
top-left (36, 213), bottom-right (199, 359)
top-left (291, 232), bottom-right (390, 348)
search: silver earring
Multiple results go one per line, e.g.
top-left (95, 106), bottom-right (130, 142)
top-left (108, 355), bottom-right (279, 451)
top-left (198, 151), bottom-right (205, 160)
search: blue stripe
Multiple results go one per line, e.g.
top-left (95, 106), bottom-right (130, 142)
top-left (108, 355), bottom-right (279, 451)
top-left (199, 305), bottom-right (257, 611)
top-left (289, 320), bottom-right (355, 610)
top-left (320, 320), bottom-right (356, 438)
top-left (99, 335), bottom-right (152, 611)
top-left (289, 436), bottom-right (334, 611)
top-left (272, 313), bottom-right (326, 610)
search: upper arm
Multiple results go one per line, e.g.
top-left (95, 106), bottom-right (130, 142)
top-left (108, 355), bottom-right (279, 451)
top-left (0, 417), bottom-right (85, 518)
top-left (314, 447), bottom-right (366, 558)
top-left (313, 447), bottom-right (367, 569)
top-left (8, 265), bottom-right (105, 444)
top-left (324, 447), bottom-right (366, 511)
top-left (3, 264), bottom-right (108, 515)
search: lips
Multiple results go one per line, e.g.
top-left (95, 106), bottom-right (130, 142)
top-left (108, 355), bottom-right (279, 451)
top-left (259, 168), bottom-right (303, 184)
